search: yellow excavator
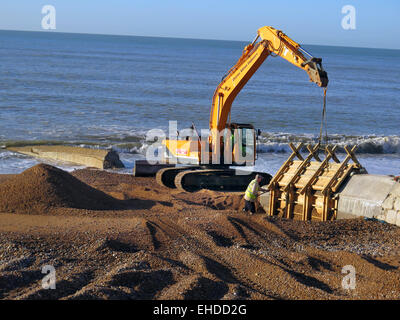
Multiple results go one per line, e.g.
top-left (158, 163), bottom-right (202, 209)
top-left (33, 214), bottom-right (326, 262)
top-left (145, 26), bottom-right (328, 191)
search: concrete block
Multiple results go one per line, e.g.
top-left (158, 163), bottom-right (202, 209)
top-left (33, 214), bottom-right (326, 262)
top-left (337, 174), bottom-right (396, 220)
top-left (390, 183), bottom-right (400, 196)
top-left (394, 197), bottom-right (400, 211)
top-left (385, 210), bottom-right (398, 224)
top-left (338, 174), bottom-right (396, 201)
top-left (396, 212), bottom-right (400, 227)
top-left (337, 196), bottom-right (383, 219)
top-left (258, 191), bottom-right (270, 213)
top-left (377, 214), bottom-right (386, 221)
top-left (382, 194), bottom-right (395, 210)
top-left (7, 145), bottom-right (124, 169)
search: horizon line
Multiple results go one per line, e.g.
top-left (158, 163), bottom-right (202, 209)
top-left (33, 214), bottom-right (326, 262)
top-left (1, 28), bottom-right (399, 51)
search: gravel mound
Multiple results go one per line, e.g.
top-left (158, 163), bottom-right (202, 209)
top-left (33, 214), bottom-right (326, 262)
top-left (0, 164), bottom-right (118, 214)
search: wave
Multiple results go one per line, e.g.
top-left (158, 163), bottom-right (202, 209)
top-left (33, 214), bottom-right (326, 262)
top-left (2, 132), bottom-right (399, 156)
top-left (257, 133), bottom-right (400, 154)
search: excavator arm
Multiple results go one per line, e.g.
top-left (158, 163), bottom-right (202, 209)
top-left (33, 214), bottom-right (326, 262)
top-left (209, 26), bottom-right (328, 132)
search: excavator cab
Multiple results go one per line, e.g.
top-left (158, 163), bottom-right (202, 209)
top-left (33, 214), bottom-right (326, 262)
top-left (225, 123), bottom-right (256, 166)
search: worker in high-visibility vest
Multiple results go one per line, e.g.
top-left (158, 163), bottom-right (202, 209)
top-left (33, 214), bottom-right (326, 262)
top-left (243, 174), bottom-right (265, 214)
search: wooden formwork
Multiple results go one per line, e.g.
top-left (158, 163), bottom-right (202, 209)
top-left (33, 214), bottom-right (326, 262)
top-left (267, 143), bottom-right (363, 221)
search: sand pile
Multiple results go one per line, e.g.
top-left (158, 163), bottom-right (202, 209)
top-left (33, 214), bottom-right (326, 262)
top-left (0, 164), bottom-right (118, 214)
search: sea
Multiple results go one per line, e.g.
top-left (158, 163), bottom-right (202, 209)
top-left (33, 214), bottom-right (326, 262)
top-left (0, 30), bottom-right (399, 176)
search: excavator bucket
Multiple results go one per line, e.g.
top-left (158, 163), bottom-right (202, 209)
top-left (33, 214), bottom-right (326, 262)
top-left (266, 143), bottom-right (364, 221)
top-left (303, 57), bottom-right (329, 88)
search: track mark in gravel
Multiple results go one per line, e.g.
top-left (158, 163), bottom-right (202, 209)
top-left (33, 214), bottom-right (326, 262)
top-left (0, 255), bottom-right (35, 272)
top-left (227, 216), bottom-right (276, 242)
top-left (66, 285), bottom-right (134, 300)
top-left (157, 274), bottom-right (229, 300)
top-left (183, 276), bottom-right (229, 300)
top-left (98, 238), bottom-right (138, 253)
top-left (202, 255), bottom-right (237, 283)
top-left (206, 230), bottom-right (234, 247)
top-left (362, 255), bottom-right (398, 271)
top-left (283, 268), bottom-right (334, 294)
top-left (158, 201), bottom-right (173, 207)
top-left (229, 217), bottom-right (266, 238)
top-left (108, 270), bottom-right (175, 299)
top-left (18, 270), bottom-right (95, 300)
top-left (226, 216), bottom-right (278, 249)
top-left (145, 221), bottom-right (163, 250)
top-left (264, 217), bottom-right (304, 241)
top-left (307, 256), bottom-right (334, 272)
top-left (179, 251), bottom-right (214, 276)
top-left (240, 244), bottom-right (260, 250)
top-left (0, 270), bottom-right (43, 298)
top-left (227, 217), bottom-right (248, 241)
top-left (153, 255), bottom-right (191, 271)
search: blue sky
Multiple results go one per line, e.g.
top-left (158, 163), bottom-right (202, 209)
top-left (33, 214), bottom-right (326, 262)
top-left (0, 0), bottom-right (399, 49)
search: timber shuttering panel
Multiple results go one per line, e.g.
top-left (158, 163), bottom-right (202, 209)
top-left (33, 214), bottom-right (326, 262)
top-left (267, 143), bottom-right (364, 221)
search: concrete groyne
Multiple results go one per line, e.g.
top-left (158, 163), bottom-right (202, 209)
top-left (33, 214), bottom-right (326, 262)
top-left (7, 145), bottom-right (124, 169)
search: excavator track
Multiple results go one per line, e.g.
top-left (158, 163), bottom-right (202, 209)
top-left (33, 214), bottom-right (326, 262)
top-left (156, 166), bottom-right (200, 189)
top-left (174, 169), bottom-right (272, 192)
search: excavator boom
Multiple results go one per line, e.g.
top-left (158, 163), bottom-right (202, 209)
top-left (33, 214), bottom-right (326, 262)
top-left (210, 26), bottom-right (328, 132)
